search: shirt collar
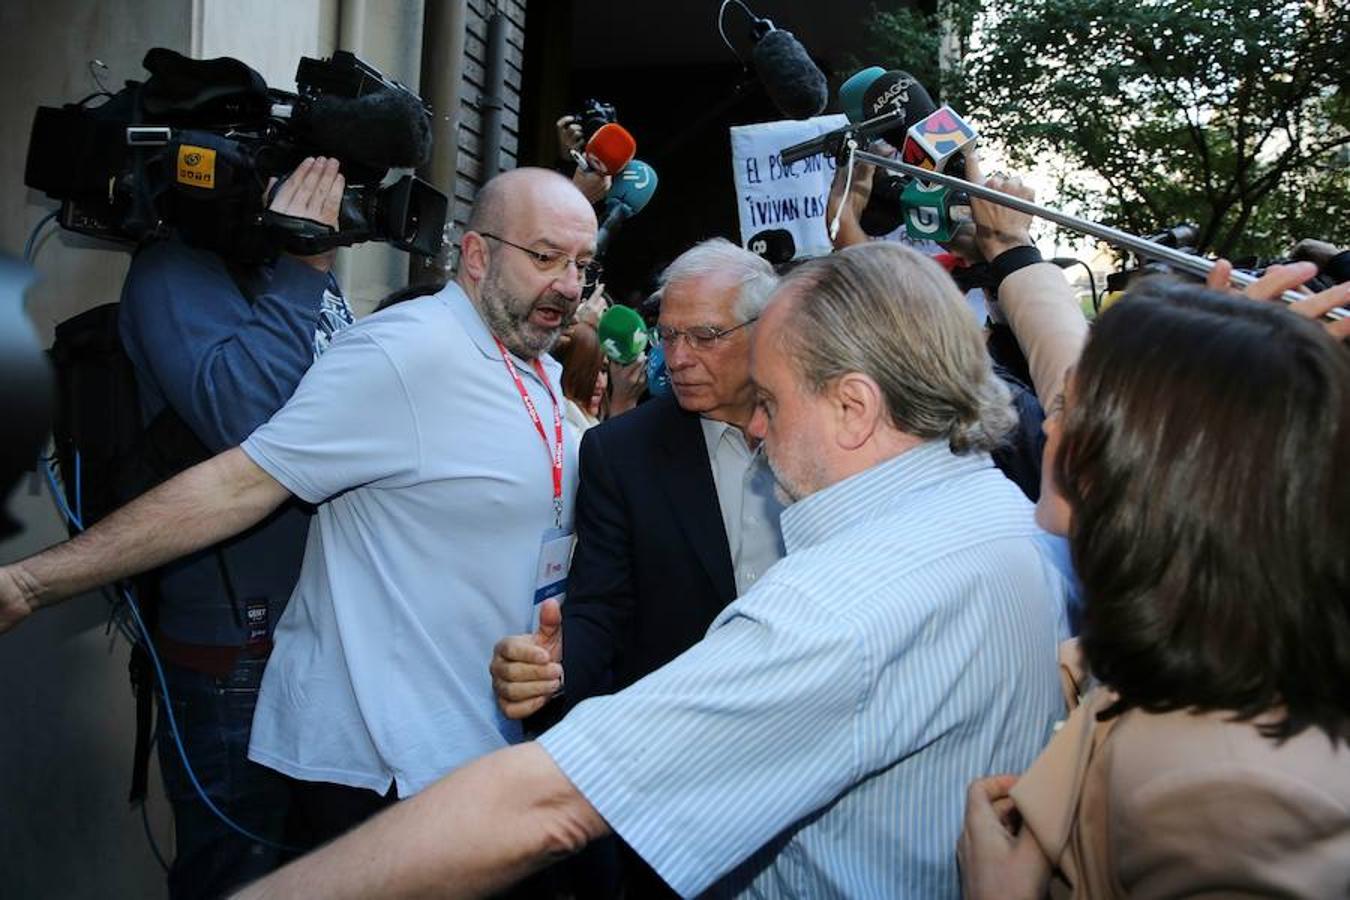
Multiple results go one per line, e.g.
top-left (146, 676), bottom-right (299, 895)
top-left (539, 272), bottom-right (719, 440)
top-left (780, 441), bottom-right (991, 553)
top-left (700, 415), bottom-right (758, 460)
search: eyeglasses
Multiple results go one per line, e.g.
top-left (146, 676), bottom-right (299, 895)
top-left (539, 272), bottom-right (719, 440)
top-left (654, 317), bottom-right (758, 351)
top-left (480, 232), bottom-right (602, 289)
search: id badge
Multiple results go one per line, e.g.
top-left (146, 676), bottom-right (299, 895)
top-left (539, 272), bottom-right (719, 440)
top-left (534, 528), bottom-right (573, 605)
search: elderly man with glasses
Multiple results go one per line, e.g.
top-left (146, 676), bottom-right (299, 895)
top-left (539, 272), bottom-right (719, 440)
top-left (0, 167), bottom-right (599, 848)
top-left (490, 236), bottom-right (783, 897)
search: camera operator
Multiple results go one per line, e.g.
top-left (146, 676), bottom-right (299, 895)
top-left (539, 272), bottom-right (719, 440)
top-left (118, 155), bottom-right (352, 900)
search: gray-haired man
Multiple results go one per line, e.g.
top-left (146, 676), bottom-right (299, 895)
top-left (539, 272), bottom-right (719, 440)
top-left (239, 241), bottom-right (1069, 900)
top-left (491, 237), bottom-right (784, 895)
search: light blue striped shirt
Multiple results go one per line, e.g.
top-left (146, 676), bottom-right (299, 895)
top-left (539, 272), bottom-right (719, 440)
top-left (539, 441), bottom-right (1067, 898)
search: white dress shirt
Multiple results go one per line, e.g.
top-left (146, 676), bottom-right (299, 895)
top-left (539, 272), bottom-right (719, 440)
top-left (700, 416), bottom-right (785, 594)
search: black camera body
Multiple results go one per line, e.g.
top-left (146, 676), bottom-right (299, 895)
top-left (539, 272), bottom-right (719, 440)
top-left (572, 98), bottom-right (618, 141)
top-left (1107, 222), bottom-right (1202, 293)
top-left (25, 48), bottom-right (447, 262)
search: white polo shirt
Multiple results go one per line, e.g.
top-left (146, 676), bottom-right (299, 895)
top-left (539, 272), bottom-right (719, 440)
top-left (241, 282), bottom-right (578, 797)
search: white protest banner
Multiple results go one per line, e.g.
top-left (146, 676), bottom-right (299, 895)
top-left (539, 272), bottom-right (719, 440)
top-left (730, 114), bottom-right (848, 261)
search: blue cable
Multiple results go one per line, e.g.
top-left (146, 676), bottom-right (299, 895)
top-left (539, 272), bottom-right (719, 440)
top-left (41, 458), bottom-right (137, 646)
top-left (74, 451), bottom-right (83, 527)
top-left (24, 210), bottom-right (58, 264)
top-left (39, 455), bottom-right (297, 852)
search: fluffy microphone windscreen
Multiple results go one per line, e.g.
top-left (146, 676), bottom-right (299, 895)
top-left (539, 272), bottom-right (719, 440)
top-left (584, 123), bottom-right (637, 176)
top-left (597, 304), bottom-right (649, 364)
top-left (861, 71), bottom-right (936, 147)
top-left (839, 66), bottom-right (886, 124)
top-left (301, 89), bottom-right (433, 171)
top-left (752, 29), bottom-right (828, 120)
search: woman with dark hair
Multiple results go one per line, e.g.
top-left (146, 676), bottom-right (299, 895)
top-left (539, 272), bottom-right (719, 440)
top-left (959, 276), bottom-right (1350, 898)
top-left (553, 322), bottom-right (608, 433)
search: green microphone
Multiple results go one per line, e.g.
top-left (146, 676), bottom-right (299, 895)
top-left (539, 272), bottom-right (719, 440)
top-left (597, 304), bottom-right (648, 365)
top-left (901, 179), bottom-right (961, 243)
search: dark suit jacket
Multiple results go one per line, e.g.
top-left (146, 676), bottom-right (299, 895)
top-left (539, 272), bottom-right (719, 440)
top-left (559, 395), bottom-right (737, 707)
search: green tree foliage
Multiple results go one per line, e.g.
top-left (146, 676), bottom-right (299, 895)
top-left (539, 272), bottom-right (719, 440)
top-left (865, 0), bottom-right (1349, 258)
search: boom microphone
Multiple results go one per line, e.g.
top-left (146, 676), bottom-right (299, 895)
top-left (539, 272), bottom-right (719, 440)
top-left (296, 89), bottom-right (433, 172)
top-left (848, 145), bottom-right (1350, 321)
top-left (596, 159), bottom-right (659, 257)
top-left (751, 19), bottom-right (828, 119)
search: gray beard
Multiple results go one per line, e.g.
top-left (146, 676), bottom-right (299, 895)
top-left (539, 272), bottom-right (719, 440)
top-left (479, 278), bottom-right (567, 360)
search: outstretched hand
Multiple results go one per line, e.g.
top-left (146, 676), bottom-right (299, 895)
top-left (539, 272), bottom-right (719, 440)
top-left (1206, 259), bottom-right (1350, 341)
top-left (489, 598), bottom-right (564, 720)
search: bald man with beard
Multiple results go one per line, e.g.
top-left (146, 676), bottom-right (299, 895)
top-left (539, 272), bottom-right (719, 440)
top-left (0, 167), bottom-right (599, 845)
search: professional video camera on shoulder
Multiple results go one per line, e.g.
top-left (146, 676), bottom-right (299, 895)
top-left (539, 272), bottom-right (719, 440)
top-left (24, 48), bottom-right (448, 263)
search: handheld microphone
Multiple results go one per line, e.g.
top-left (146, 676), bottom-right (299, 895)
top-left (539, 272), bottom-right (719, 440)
top-left (777, 72), bottom-right (933, 167)
top-left (900, 179), bottom-right (968, 243)
top-left (296, 89), bottom-right (434, 172)
top-left (574, 122), bottom-right (637, 176)
top-left (597, 304), bottom-right (649, 365)
top-left (839, 67), bottom-right (886, 124)
top-left (646, 343), bottom-right (672, 398)
top-left (850, 70), bottom-right (938, 237)
top-left (596, 159), bottom-right (659, 256)
top-left (861, 70), bottom-right (936, 147)
top-left (902, 105), bottom-right (978, 180)
top-left (750, 18), bottom-right (828, 119)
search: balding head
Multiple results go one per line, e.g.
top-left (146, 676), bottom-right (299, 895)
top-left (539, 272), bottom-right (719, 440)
top-left (459, 167), bottom-right (599, 358)
top-left (466, 167), bottom-right (589, 237)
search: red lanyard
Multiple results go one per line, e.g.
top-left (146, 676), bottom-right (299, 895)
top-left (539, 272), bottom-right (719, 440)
top-left (494, 337), bottom-right (564, 528)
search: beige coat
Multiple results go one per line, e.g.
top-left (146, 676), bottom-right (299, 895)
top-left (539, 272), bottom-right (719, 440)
top-left (1012, 657), bottom-right (1350, 899)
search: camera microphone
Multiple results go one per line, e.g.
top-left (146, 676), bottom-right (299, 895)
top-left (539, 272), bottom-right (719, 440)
top-left (296, 89), bottom-right (433, 173)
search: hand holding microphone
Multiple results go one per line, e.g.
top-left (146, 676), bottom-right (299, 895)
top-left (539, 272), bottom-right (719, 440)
top-left (555, 115), bottom-right (584, 161)
top-left (965, 152), bottom-right (1036, 261)
top-left (826, 155), bottom-right (876, 249)
top-left (571, 122), bottom-right (637, 176)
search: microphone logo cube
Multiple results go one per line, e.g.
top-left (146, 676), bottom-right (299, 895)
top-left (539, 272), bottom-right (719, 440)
top-left (901, 179), bottom-right (956, 243)
top-left (906, 106), bottom-right (978, 172)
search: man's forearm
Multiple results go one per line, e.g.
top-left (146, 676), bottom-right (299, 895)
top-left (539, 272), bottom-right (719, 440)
top-left (8, 447), bottom-right (289, 614)
top-left (234, 742), bottom-right (609, 900)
